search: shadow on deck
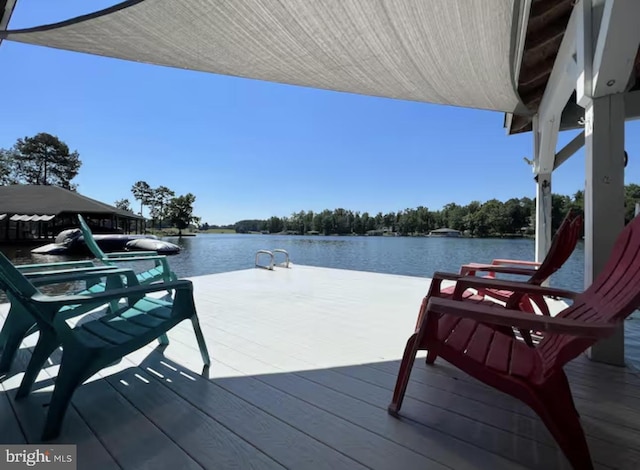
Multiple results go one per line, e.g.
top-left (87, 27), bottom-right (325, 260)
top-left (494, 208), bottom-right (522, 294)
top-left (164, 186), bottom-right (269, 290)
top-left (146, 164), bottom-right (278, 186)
top-left (1, 267), bottom-right (640, 469)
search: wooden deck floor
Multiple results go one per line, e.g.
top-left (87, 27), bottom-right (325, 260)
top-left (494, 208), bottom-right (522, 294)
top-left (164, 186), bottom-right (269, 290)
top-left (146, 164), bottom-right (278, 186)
top-left (1, 265), bottom-right (640, 469)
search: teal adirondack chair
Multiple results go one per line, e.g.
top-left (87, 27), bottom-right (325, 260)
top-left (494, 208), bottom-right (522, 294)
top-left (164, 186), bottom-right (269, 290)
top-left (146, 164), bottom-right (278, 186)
top-left (0, 251), bottom-right (210, 441)
top-left (77, 215), bottom-right (177, 284)
top-left (0, 261), bottom-right (126, 372)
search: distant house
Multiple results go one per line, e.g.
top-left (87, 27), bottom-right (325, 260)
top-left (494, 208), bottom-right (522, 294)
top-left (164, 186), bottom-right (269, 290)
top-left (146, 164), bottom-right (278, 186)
top-left (0, 185), bottom-right (144, 242)
top-left (428, 227), bottom-right (461, 238)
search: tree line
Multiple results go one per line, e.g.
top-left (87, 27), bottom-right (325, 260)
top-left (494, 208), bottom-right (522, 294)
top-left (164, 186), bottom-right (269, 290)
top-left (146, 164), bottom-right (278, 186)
top-left (0, 132), bottom-right (200, 235)
top-left (115, 181), bottom-right (199, 235)
top-left (226, 184), bottom-right (640, 237)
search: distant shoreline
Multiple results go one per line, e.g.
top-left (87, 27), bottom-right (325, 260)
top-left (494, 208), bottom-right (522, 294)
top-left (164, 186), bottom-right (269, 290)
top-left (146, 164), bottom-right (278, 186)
top-left (218, 231), bottom-right (535, 239)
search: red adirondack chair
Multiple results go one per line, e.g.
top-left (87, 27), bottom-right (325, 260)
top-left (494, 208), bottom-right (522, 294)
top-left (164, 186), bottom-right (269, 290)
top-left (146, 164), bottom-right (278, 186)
top-left (389, 215), bottom-right (640, 469)
top-left (441, 210), bottom-right (582, 320)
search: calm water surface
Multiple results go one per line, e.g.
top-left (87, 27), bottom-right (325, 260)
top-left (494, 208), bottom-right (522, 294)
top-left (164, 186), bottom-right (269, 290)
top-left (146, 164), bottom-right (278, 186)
top-left (6, 233), bottom-right (585, 290)
top-left (4, 234), bottom-right (639, 368)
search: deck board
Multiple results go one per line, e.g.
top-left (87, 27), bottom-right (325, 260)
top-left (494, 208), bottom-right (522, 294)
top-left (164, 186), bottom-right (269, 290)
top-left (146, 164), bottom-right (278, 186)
top-left (1, 265), bottom-right (640, 469)
top-left (0, 377), bottom-right (26, 444)
top-left (1, 346), bottom-right (121, 470)
top-left (104, 367), bottom-right (285, 470)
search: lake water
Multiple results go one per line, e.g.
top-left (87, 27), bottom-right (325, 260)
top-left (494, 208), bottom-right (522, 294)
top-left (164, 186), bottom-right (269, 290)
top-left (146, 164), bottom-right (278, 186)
top-left (6, 233), bottom-right (586, 288)
top-left (3, 234), bottom-right (639, 368)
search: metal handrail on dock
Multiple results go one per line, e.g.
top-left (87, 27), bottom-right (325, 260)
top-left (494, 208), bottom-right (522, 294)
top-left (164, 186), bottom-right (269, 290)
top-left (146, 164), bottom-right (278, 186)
top-left (255, 249), bottom-right (291, 270)
top-left (273, 249), bottom-right (290, 268)
top-left (255, 250), bottom-right (274, 270)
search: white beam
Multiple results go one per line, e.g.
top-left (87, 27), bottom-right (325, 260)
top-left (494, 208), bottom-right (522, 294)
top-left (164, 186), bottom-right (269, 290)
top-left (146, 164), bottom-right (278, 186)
top-left (535, 173), bottom-right (552, 264)
top-left (532, 115), bottom-right (553, 264)
top-left (535, 4), bottom-right (580, 174)
top-left (577, 0), bottom-right (594, 107)
top-left (0, 0), bottom-right (16, 31)
top-left (538, 4), bottom-right (580, 122)
top-left (513, 0), bottom-right (533, 83)
top-left (535, 116), bottom-right (561, 175)
top-left (592, 0), bottom-right (640, 96)
top-left (554, 131), bottom-right (585, 170)
top-left (584, 94), bottom-right (626, 365)
top-left (576, 0), bottom-right (607, 107)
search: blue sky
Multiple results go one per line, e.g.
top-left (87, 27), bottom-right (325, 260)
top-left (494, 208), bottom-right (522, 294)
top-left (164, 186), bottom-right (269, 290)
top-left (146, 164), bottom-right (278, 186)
top-left (2, 1), bottom-right (640, 225)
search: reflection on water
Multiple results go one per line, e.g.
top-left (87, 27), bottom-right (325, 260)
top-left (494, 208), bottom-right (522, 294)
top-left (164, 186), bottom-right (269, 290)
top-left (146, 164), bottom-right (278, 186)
top-left (3, 234), bottom-right (585, 289)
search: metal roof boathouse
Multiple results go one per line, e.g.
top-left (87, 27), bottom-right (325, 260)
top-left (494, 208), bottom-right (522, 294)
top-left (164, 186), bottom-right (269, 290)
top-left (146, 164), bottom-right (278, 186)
top-left (1, 1), bottom-right (640, 468)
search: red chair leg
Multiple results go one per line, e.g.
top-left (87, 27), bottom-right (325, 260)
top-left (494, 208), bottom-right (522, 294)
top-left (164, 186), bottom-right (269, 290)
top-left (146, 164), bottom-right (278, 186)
top-left (532, 374), bottom-right (592, 469)
top-left (425, 349), bottom-right (438, 364)
top-left (388, 333), bottom-right (419, 416)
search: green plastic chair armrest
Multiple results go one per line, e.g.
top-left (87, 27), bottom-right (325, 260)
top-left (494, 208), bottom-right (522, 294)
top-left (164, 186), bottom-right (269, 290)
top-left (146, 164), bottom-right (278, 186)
top-left (105, 255), bottom-right (168, 263)
top-left (28, 267), bottom-right (138, 287)
top-left (25, 265), bottom-right (120, 280)
top-left (30, 279), bottom-right (192, 307)
top-left (17, 261), bottom-right (97, 273)
top-left (105, 251), bottom-right (158, 258)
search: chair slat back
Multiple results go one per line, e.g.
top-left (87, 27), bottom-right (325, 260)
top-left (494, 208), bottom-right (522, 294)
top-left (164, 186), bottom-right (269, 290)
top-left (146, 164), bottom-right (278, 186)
top-left (77, 214), bottom-right (108, 260)
top-left (538, 215), bottom-right (640, 371)
top-left (530, 210), bottom-right (582, 284)
top-left (505, 211), bottom-right (582, 311)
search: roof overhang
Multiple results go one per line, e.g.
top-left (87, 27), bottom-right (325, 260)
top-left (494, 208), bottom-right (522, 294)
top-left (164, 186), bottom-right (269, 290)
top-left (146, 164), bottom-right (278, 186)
top-left (0, 0), bottom-right (531, 114)
top-left (0, 0), bottom-right (17, 41)
top-left (506, 0), bottom-right (640, 134)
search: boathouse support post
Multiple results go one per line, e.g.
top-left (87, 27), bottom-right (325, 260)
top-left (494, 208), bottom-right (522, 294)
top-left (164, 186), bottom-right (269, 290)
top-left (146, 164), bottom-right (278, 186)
top-left (577, 0), bottom-right (640, 365)
top-left (583, 95), bottom-right (626, 365)
top-left (533, 115), bottom-right (553, 264)
top-left (532, 113), bottom-right (555, 266)
top-left (534, 171), bottom-right (552, 264)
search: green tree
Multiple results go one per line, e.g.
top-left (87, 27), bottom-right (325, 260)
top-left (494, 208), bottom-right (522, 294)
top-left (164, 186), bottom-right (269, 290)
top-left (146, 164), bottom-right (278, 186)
top-left (152, 185), bottom-right (175, 228)
top-left (625, 184), bottom-right (640, 223)
top-left (114, 198), bottom-right (133, 212)
top-left (235, 219), bottom-right (265, 233)
top-left (303, 210), bottom-right (314, 234)
top-left (166, 193), bottom-right (198, 236)
top-left (10, 133), bottom-right (81, 189)
top-left (267, 216), bottom-right (284, 233)
top-left (0, 148), bottom-right (17, 185)
top-left (503, 198), bottom-right (529, 234)
top-left (551, 194), bottom-right (573, 232)
top-left (131, 181), bottom-right (153, 217)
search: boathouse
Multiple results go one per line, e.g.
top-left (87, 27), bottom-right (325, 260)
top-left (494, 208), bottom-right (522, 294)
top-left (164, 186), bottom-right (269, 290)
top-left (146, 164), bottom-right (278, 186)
top-left (0, 184), bottom-right (144, 242)
top-left (428, 228), bottom-right (462, 238)
top-left (2, 2), bottom-right (640, 468)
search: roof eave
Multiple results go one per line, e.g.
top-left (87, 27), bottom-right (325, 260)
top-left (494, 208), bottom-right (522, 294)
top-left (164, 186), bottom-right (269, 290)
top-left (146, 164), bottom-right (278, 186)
top-left (0, 0), bottom-right (17, 42)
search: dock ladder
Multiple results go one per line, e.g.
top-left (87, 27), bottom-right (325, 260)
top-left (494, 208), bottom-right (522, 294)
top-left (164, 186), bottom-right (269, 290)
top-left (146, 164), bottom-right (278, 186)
top-left (255, 249), bottom-right (290, 270)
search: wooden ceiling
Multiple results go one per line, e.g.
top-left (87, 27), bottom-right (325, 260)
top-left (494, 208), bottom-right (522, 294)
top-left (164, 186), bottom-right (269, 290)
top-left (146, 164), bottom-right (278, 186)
top-left (509, 0), bottom-right (640, 134)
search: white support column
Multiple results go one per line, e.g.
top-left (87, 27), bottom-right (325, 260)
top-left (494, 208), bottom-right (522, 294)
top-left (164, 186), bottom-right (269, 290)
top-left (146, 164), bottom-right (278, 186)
top-left (535, 172), bottom-right (553, 264)
top-left (575, 0), bottom-right (640, 365)
top-left (532, 115), bottom-right (553, 264)
top-left (584, 93), bottom-right (626, 365)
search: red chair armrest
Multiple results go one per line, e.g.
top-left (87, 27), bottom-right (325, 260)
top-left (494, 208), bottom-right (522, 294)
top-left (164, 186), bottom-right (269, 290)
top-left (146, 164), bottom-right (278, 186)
top-left (452, 276), bottom-right (580, 300)
top-left (425, 297), bottom-right (614, 339)
top-left (460, 264), bottom-right (538, 277)
top-left (491, 259), bottom-right (542, 267)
